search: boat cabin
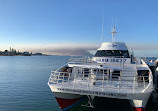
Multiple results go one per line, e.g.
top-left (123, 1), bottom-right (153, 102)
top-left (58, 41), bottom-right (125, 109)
top-left (93, 42), bottom-right (133, 64)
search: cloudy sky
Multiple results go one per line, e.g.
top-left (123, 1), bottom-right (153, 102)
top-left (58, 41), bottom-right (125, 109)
top-left (0, 0), bottom-right (158, 57)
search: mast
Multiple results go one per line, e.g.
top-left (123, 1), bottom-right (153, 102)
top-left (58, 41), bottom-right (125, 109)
top-left (101, 14), bottom-right (104, 42)
top-left (111, 26), bottom-right (117, 42)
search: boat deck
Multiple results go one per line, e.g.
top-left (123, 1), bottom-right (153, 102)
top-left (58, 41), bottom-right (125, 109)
top-left (49, 57), bottom-right (152, 97)
top-left (49, 76), bottom-right (150, 94)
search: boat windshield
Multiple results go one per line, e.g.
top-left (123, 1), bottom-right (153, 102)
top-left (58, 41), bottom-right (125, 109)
top-left (95, 50), bottom-right (130, 58)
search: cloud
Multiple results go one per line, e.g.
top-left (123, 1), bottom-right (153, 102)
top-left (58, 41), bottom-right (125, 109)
top-left (13, 43), bottom-right (99, 56)
top-left (130, 43), bottom-right (158, 50)
top-left (2, 42), bottom-right (158, 56)
top-left (128, 43), bottom-right (158, 57)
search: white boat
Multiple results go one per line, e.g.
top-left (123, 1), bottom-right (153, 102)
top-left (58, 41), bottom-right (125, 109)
top-left (48, 27), bottom-right (154, 111)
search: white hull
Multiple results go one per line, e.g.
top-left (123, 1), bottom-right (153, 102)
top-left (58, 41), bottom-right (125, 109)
top-left (49, 84), bottom-right (152, 111)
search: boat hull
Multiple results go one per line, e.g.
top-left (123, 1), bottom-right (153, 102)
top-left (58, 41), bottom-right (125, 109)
top-left (53, 92), bottom-right (85, 111)
top-left (49, 85), bottom-right (152, 111)
top-left (52, 92), bottom-right (132, 111)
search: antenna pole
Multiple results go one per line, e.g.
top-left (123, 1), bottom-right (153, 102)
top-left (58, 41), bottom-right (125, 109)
top-left (101, 14), bottom-right (104, 42)
top-left (111, 26), bottom-right (117, 42)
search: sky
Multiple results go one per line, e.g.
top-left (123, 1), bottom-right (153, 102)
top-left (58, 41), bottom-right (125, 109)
top-left (0, 0), bottom-right (158, 56)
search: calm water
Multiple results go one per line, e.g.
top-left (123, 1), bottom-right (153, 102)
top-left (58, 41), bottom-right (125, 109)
top-left (0, 56), bottom-right (69, 111)
top-left (0, 56), bottom-right (157, 111)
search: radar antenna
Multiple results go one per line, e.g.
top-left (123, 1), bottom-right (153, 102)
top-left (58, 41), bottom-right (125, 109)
top-left (111, 26), bottom-right (117, 42)
top-left (101, 14), bottom-right (104, 42)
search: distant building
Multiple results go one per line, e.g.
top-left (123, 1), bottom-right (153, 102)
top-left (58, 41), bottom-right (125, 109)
top-left (0, 47), bottom-right (46, 56)
top-left (34, 53), bottom-right (43, 55)
top-left (23, 52), bottom-right (31, 56)
top-left (4, 50), bottom-right (9, 55)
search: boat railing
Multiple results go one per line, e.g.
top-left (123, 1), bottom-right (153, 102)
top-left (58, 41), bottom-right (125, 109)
top-left (68, 56), bottom-right (127, 70)
top-left (49, 71), bottom-right (72, 84)
top-left (49, 69), bottom-right (150, 93)
top-left (68, 56), bottom-right (92, 64)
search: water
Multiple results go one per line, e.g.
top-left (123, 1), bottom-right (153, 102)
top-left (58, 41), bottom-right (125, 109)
top-left (0, 56), bottom-right (157, 111)
top-left (0, 56), bottom-right (69, 111)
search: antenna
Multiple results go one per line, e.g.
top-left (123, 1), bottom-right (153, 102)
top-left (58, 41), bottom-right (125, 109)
top-left (111, 25), bottom-right (117, 42)
top-left (101, 14), bottom-right (104, 42)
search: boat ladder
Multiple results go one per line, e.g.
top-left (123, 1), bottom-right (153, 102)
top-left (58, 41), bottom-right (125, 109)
top-left (82, 95), bottom-right (95, 108)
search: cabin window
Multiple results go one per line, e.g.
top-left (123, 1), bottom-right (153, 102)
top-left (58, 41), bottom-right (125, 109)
top-left (94, 50), bottom-right (130, 58)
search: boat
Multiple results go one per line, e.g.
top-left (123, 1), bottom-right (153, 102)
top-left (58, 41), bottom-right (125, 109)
top-left (145, 57), bottom-right (155, 71)
top-left (144, 57), bottom-right (157, 88)
top-left (48, 26), bottom-right (154, 111)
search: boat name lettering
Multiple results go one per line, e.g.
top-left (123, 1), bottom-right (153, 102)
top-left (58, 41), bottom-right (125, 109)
top-left (57, 88), bottom-right (127, 97)
top-left (96, 58), bottom-right (126, 63)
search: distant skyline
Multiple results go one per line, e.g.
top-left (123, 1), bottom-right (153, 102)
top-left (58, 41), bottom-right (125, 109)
top-left (0, 0), bottom-right (158, 56)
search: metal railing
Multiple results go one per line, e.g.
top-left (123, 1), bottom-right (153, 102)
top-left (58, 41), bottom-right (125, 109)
top-left (49, 68), bottom-right (150, 93)
top-left (68, 56), bottom-right (92, 64)
top-left (68, 56), bottom-right (129, 71)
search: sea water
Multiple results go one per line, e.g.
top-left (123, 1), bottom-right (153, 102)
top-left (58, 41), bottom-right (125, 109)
top-left (0, 56), bottom-right (69, 111)
top-left (0, 56), bottom-right (157, 111)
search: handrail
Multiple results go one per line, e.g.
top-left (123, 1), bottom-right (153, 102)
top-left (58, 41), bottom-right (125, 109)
top-left (69, 56), bottom-right (127, 63)
top-left (49, 69), bottom-right (149, 93)
top-left (51, 71), bottom-right (148, 78)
